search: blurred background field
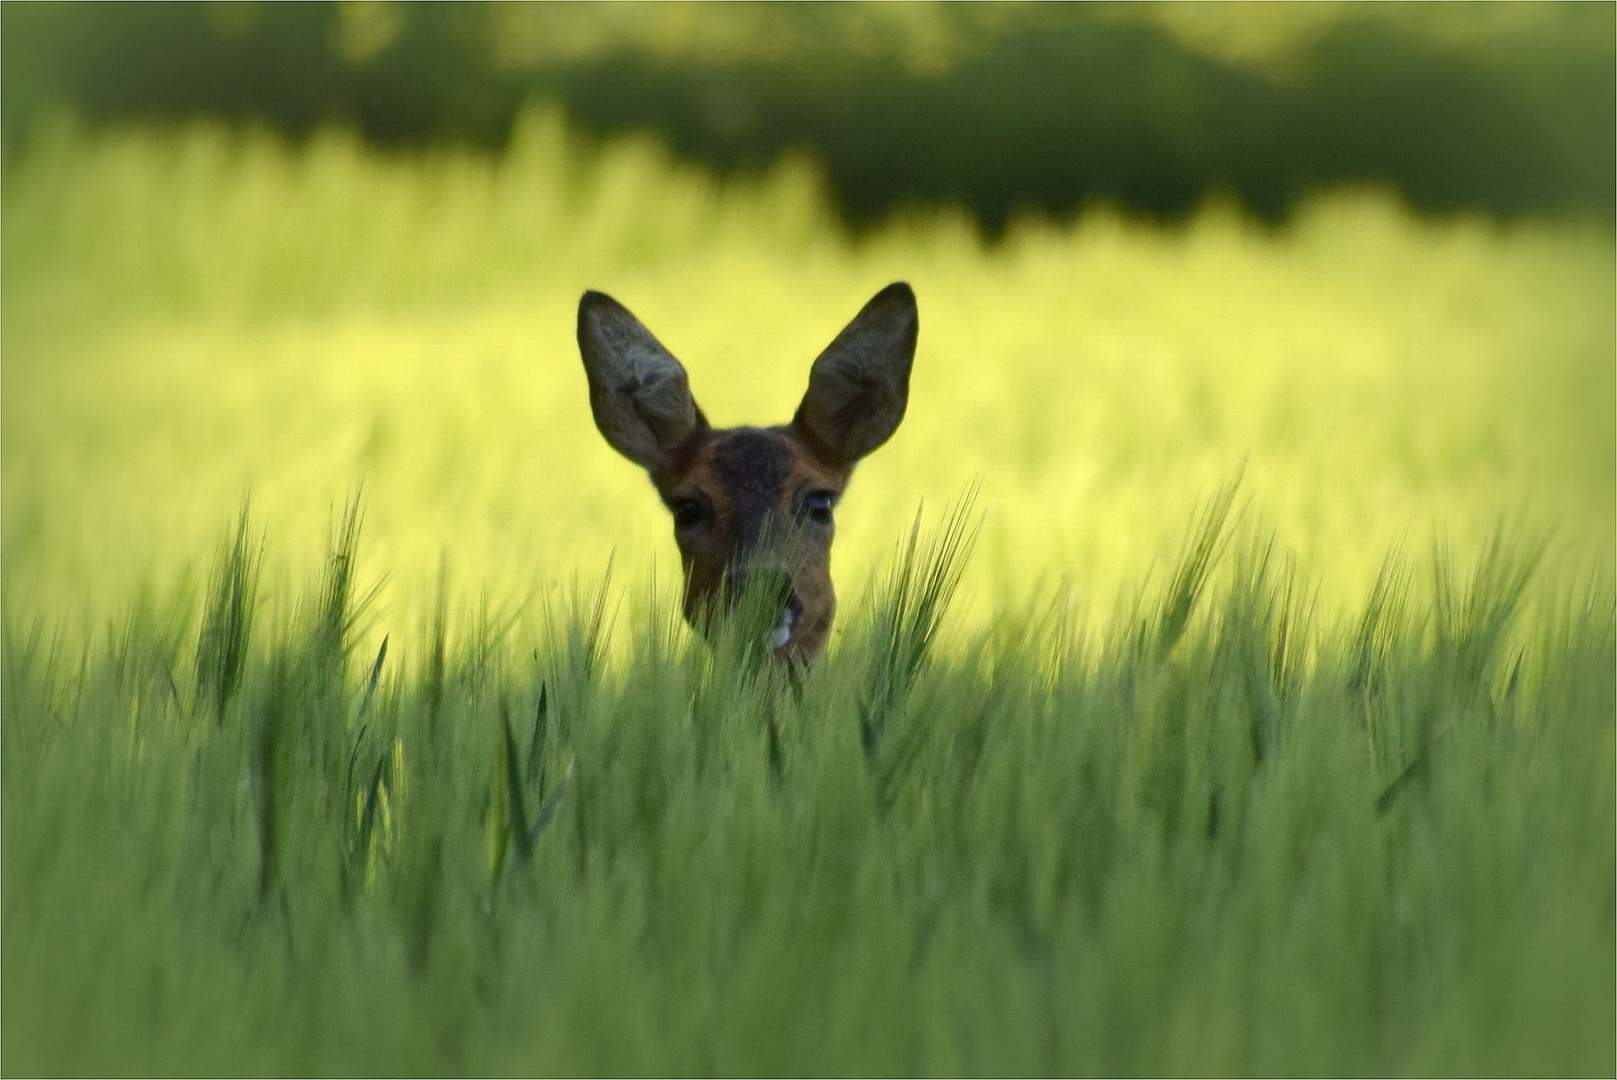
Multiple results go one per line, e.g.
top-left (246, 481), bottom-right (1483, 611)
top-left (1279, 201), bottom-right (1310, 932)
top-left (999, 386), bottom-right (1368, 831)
top-left (3, 107), bottom-right (1612, 639)
top-left (6, 2), bottom-right (1614, 225)
top-left (4, 2), bottom-right (1613, 635)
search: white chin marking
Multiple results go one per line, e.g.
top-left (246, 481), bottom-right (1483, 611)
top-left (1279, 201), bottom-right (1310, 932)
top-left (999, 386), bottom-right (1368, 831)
top-left (769, 608), bottom-right (795, 650)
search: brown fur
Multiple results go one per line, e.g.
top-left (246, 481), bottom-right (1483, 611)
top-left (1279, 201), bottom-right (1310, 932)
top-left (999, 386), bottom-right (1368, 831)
top-left (577, 284), bottom-right (917, 664)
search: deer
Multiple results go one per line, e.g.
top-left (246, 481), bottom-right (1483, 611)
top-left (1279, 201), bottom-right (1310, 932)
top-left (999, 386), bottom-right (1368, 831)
top-left (577, 282), bottom-right (917, 665)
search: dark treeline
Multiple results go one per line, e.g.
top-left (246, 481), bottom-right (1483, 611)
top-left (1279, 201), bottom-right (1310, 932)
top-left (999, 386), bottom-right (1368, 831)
top-left (3, 2), bottom-right (1612, 230)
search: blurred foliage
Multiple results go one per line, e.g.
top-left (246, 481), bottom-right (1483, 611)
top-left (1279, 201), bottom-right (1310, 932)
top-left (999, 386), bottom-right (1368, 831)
top-left (4, 114), bottom-right (1611, 629)
top-left (5, 496), bottom-right (1613, 1074)
top-left (3, 1), bottom-right (1612, 228)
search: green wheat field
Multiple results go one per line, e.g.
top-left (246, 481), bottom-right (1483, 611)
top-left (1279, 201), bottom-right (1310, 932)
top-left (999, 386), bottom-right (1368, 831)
top-left (4, 109), bottom-right (1614, 1075)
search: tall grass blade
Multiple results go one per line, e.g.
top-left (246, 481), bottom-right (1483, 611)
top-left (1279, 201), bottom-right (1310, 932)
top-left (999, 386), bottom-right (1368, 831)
top-left (862, 486), bottom-right (980, 768)
top-left (527, 756), bottom-right (576, 849)
top-left (1435, 521), bottom-right (1549, 698)
top-left (313, 491), bottom-right (386, 685)
top-left (526, 682), bottom-right (549, 787)
top-left (1151, 469), bottom-right (1243, 661)
top-left (195, 501), bottom-right (261, 725)
top-left (426, 554), bottom-right (449, 730)
top-left (355, 634), bottom-right (388, 726)
top-left (502, 698), bottom-right (534, 866)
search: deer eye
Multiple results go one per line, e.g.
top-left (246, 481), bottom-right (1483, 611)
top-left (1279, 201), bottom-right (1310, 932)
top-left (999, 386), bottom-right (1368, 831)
top-left (802, 491), bottom-right (835, 525)
top-left (670, 499), bottom-right (710, 530)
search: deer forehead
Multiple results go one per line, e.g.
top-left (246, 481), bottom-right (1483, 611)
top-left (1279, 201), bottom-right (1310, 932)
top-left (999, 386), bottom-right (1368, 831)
top-left (668, 428), bottom-right (840, 526)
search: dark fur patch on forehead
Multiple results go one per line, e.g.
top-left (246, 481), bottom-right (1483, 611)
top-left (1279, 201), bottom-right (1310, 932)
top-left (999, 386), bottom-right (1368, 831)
top-left (710, 428), bottom-right (792, 548)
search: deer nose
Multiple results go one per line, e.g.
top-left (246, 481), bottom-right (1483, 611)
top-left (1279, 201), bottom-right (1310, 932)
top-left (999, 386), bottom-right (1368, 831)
top-left (769, 587), bottom-right (805, 652)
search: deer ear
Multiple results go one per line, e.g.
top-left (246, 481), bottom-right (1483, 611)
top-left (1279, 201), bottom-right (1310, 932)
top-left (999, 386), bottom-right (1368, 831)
top-left (792, 282), bottom-right (918, 468)
top-left (578, 291), bottom-right (706, 474)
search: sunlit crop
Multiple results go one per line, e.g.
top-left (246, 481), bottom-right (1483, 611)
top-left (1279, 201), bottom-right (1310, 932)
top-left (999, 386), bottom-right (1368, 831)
top-left (5, 107), bottom-right (1611, 635)
top-left (2, 110), bottom-right (1612, 1075)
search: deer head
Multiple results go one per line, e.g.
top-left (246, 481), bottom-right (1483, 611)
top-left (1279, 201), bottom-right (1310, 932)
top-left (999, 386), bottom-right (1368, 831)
top-left (577, 283), bottom-right (918, 664)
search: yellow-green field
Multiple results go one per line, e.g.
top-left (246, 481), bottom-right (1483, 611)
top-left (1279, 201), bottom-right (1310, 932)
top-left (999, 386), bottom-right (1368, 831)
top-left (6, 108), bottom-right (1612, 639)
top-left (4, 111), bottom-right (1614, 1076)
